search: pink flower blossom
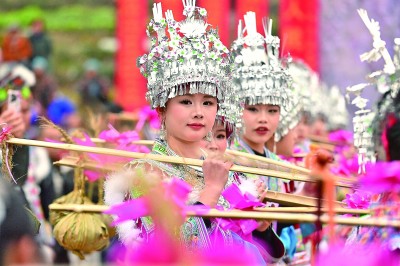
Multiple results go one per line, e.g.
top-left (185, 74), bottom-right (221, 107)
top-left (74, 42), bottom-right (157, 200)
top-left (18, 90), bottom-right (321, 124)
top-left (343, 190), bottom-right (371, 209)
top-left (316, 241), bottom-right (399, 266)
top-left (135, 105), bottom-right (160, 131)
top-left (360, 162), bottom-right (400, 193)
top-left (329, 129), bottom-right (353, 144)
top-left (105, 178), bottom-right (208, 225)
top-left (73, 133), bottom-right (133, 181)
top-left (105, 178), bottom-right (261, 265)
top-left (215, 183), bottom-right (264, 241)
top-left (99, 124), bottom-right (140, 146)
top-left (0, 126), bottom-right (11, 142)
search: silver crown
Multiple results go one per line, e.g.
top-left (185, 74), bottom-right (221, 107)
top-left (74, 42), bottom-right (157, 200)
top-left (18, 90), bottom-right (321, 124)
top-left (275, 90), bottom-right (301, 142)
top-left (137, 1), bottom-right (233, 108)
top-left (274, 61), bottom-right (316, 142)
top-left (215, 93), bottom-right (242, 140)
top-left (231, 12), bottom-right (292, 110)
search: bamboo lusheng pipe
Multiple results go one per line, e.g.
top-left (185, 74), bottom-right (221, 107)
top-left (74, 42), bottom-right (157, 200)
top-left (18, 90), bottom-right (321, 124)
top-left (89, 138), bottom-right (356, 184)
top-left (55, 156), bottom-right (352, 208)
top-left (292, 153), bottom-right (307, 158)
top-left (48, 203), bottom-right (368, 215)
top-left (72, 138), bottom-right (312, 174)
top-left (310, 142), bottom-right (335, 152)
top-left (92, 138), bottom-right (310, 174)
top-left (227, 149), bottom-right (310, 174)
top-left (253, 207), bottom-right (370, 215)
top-left (49, 204), bottom-right (398, 228)
top-left (226, 150), bottom-right (356, 183)
top-left (263, 191), bottom-right (346, 208)
top-left (97, 138), bottom-right (335, 157)
top-left (108, 112), bottom-right (139, 122)
top-left (54, 155), bottom-right (320, 185)
top-left (308, 134), bottom-right (347, 146)
top-left (55, 156), bottom-right (351, 209)
top-left (55, 156), bottom-right (329, 186)
top-left (55, 155), bottom-right (354, 190)
top-left (7, 138), bottom-right (353, 187)
top-left (308, 135), bottom-right (345, 153)
top-left (55, 157), bottom-right (351, 209)
top-left (90, 138), bottom-right (152, 146)
top-left (54, 156), bottom-right (119, 172)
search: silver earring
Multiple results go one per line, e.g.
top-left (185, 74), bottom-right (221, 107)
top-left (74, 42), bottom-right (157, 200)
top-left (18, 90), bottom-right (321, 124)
top-left (203, 131), bottom-right (213, 142)
top-left (159, 121), bottom-right (166, 141)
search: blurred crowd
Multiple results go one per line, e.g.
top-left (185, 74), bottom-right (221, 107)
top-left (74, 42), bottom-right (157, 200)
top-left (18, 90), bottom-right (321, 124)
top-left (0, 19), bottom-right (124, 264)
top-left (0, 19), bottom-right (122, 123)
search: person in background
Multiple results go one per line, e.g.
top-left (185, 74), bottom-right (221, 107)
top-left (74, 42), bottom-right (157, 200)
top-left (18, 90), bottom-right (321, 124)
top-left (0, 63), bottom-right (56, 262)
top-left (45, 97), bottom-right (81, 200)
top-left (201, 121), bottom-right (230, 153)
top-left (310, 112), bottom-right (329, 137)
top-left (30, 56), bottom-right (57, 114)
top-left (0, 104), bottom-right (26, 138)
top-left (295, 111), bottom-right (313, 154)
top-left (1, 24), bottom-right (32, 66)
top-left (17, 72), bottom-right (56, 263)
top-left (0, 63), bottom-right (34, 192)
top-left (266, 91), bottom-right (301, 160)
top-left (47, 97), bottom-right (81, 132)
top-left (38, 108), bottom-right (76, 264)
top-left (28, 19), bottom-right (52, 64)
top-left (77, 58), bottom-right (121, 113)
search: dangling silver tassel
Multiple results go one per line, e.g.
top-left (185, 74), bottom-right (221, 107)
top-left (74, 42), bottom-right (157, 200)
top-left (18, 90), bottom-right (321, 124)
top-left (159, 120), bottom-right (166, 141)
top-left (203, 131), bottom-right (213, 142)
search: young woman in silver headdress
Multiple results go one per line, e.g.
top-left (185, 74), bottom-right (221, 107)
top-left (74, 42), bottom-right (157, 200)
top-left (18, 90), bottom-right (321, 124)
top-left (229, 12), bottom-right (293, 193)
top-left (104, 2), bottom-right (285, 263)
top-left (266, 94), bottom-right (301, 159)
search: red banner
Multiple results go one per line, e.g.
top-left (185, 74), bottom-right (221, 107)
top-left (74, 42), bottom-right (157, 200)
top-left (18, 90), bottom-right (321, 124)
top-left (199, 0), bottom-right (231, 46)
top-left (235, 0), bottom-right (269, 38)
top-left (115, 0), bottom-right (148, 111)
top-left (279, 0), bottom-right (319, 73)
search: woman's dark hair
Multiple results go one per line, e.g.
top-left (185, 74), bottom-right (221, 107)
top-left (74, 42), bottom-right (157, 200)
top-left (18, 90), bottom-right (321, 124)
top-left (373, 90), bottom-right (400, 161)
top-left (386, 118), bottom-right (400, 161)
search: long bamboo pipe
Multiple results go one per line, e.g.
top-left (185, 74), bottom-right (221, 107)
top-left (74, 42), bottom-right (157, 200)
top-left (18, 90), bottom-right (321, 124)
top-left (7, 138), bottom-right (354, 188)
top-left (90, 138), bottom-right (356, 184)
top-left (49, 203), bottom-right (395, 228)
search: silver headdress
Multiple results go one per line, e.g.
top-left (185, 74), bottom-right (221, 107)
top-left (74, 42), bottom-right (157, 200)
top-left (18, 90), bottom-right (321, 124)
top-left (137, 1), bottom-right (232, 109)
top-left (231, 12), bottom-right (292, 109)
top-left (326, 85), bottom-right (349, 130)
top-left (274, 90), bottom-right (301, 142)
top-left (287, 60), bottom-right (317, 115)
top-left (346, 9), bottom-right (400, 170)
top-left (274, 60), bottom-right (348, 142)
top-left (313, 82), bottom-right (348, 131)
top-left (346, 82), bottom-right (374, 173)
top-left (368, 37), bottom-right (400, 162)
top-left (274, 61), bottom-right (317, 142)
top-left (215, 93), bottom-right (242, 142)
